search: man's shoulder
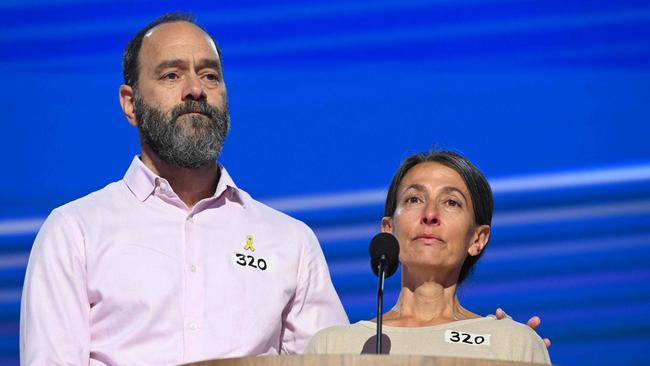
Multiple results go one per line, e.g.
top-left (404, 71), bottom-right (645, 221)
top-left (53, 180), bottom-right (126, 219)
top-left (237, 189), bottom-right (313, 234)
top-left (33, 180), bottom-right (127, 247)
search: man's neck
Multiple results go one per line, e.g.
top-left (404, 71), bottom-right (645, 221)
top-left (140, 148), bottom-right (220, 209)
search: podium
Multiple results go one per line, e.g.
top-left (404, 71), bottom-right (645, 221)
top-left (186, 355), bottom-right (548, 366)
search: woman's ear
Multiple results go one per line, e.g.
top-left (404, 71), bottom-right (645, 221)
top-left (468, 225), bottom-right (490, 256)
top-left (381, 216), bottom-right (393, 234)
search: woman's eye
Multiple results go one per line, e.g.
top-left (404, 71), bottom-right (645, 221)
top-left (405, 196), bottom-right (422, 204)
top-left (445, 199), bottom-right (460, 207)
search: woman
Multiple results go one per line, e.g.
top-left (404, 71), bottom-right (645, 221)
top-left (306, 150), bottom-right (551, 364)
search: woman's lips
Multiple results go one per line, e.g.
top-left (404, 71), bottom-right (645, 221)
top-left (413, 234), bottom-right (444, 245)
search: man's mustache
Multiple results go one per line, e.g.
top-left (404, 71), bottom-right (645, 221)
top-left (170, 100), bottom-right (220, 122)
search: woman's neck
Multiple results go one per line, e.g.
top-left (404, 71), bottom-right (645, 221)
top-left (381, 273), bottom-right (479, 327)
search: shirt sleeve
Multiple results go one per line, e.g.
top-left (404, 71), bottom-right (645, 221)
top-left (20, 209), bottom-right (91, 365)
top-left (280, 225), bottom-right (349, 354)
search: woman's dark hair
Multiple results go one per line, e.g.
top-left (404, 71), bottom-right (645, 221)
top-left (384, 150), bottom-right (493, 284)
top-left (122, 12), bottom-right (222, 89)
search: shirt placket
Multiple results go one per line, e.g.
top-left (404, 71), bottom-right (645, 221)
top-left (183, 210), bottom-right (206, 359)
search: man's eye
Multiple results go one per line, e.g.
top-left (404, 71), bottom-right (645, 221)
top-left (204, 74), bottom-right (219, 81)
top-left (162, 73), bottom-right (179, 80)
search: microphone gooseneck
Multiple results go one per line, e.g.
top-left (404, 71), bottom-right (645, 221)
top-left (368, 232), bottom-right (400, 354)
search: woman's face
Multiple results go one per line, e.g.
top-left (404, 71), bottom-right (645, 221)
top-left (381, 162), bottom-right (490, 278)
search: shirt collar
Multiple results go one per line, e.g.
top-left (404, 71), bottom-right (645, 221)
top-left (123, 155), bottom-right (244, 205)
top-left (214, 163), bottom-right (244, 205)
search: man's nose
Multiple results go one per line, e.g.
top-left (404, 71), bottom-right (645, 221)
top-left (182, 73), bottom-right (206, 101)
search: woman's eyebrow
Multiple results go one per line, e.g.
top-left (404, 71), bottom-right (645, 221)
top-left (401, 183), bottom-right (427, 194)
top-left (440, 186), bottom-right (468, 201)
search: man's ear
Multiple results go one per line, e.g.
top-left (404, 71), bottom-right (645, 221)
top-left (468, 225), bottom-right (490, 256)
top-left (381, 216), bottom-right (393, 234)
top-left (119, 84), bottom-right (138, 127)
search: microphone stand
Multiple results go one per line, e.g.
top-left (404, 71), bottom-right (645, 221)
top-left (375, 254), bottom-right (387, 354)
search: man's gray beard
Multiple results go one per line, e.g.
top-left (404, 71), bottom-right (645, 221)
top-left (134, 91), bottom-right (230, 169)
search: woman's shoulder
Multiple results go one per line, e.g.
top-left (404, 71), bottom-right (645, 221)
top-left (452, 316), bottom-right (551, 364)
top-left (315, 322), bottom-right (370, 337)
top-left (473, 316), bottom-right (539, 335)
top-left (305, 322), bottom-right (375, 354)
top-left (452, 316), bottom-right (542, 340)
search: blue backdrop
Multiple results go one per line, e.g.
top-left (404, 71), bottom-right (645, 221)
top-left (2, 0), bottom-right (650, 365)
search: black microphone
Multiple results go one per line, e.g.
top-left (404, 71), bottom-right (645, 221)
top-left (368, 232), bottom-right (400, 354)
top-left (369, 232), bottom-right (400, 278)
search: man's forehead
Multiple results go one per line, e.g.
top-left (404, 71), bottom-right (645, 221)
top-left (142, 21), bottom-right (219, 56)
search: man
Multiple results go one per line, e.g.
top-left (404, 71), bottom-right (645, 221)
top-left (20, 13), bottom-right (348, 365)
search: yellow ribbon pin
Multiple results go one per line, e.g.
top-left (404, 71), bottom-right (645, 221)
top-left (244, 235), bottom-right (255, 251)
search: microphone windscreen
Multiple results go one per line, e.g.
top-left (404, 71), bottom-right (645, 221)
top-left (369, 232), bottom-right (400, 278)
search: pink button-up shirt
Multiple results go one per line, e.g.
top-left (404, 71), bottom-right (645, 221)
top-left (20, 156), bottom-right (348, 365)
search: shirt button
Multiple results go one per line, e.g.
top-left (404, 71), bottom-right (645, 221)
top-left (190, 264), bottom-right (197, 272)
top-left (189, 322), bottom-right (198, 330)
top-left (159, 182), bottom-right (173, 195)
top-left (186, 215), bottom-right (193, 223)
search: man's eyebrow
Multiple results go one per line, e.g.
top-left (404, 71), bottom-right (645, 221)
top-left (196, 58), bottom-right (222, 72)
top-left (153, 59), bottom-right (187, 74)
top-left (153, 59), bottom-right (222, 76)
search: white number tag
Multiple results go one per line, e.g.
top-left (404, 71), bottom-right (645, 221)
top-left (232, 252), bottom-right (269, 271)
top-left (444, 330), bottom-right (491, 346)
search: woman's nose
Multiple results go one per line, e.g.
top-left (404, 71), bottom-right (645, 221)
top-left (421, 204), bottom-right (439, 225)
